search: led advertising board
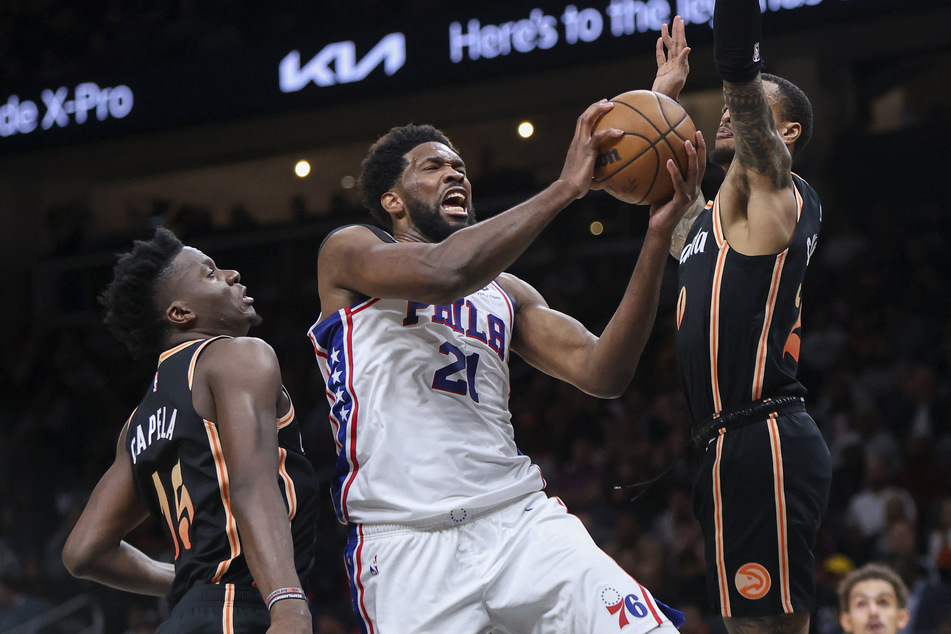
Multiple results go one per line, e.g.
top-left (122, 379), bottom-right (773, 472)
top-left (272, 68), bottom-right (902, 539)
top-left (0, 0), bottom-right (939, 154)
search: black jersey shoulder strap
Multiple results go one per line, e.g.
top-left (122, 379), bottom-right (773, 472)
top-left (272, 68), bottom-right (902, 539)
top-left (318, 223), bottom-right (395, 254)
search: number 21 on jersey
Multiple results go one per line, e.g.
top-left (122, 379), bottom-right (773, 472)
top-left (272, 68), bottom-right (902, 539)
top-left (432, 341), bottom-right (481, 402)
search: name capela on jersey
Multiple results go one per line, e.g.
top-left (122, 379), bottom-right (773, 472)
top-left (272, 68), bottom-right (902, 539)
top-left (129, 406), bottom-right (178, 464)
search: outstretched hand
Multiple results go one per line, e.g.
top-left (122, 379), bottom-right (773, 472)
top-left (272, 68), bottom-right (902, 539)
top-left (652, 16), bottom-right (691, 101)
top-left (649, 130), bottom-right (706, 235)
top-left (558, 99), bottom-right (623, 200)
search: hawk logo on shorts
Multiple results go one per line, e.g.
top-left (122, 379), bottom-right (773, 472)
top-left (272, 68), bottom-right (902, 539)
top-left (600, 586), bottom-right (650, 629)
top-left (735, 563), bottom-right (771, 600)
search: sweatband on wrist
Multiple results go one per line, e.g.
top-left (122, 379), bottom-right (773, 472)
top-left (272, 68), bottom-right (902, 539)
top-left (265, 587), bottom-right (307, 610)
top-left (713, 0), bottom-right (764, 83)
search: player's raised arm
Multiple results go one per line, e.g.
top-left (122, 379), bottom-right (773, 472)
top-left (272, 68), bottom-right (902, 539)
top-left (508, 131), bottom-right (704, 398)
top-left (714, 0), bottom-right (800, 254)
top-left (652, 15), bottom-right (691, 101)
top-left (650, 15), bottom-right (707, 259)
top-left (318, 101), bottom-right (623, 312)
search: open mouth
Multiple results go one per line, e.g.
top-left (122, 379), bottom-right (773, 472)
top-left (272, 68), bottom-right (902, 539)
top-left (717, 126), bottom-right (733, 139)
top-left (441, 190), bottom-right (468, 216)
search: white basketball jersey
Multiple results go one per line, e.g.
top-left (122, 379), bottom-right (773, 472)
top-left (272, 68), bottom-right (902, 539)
top-left (307, 281), bottom-right (546, 525)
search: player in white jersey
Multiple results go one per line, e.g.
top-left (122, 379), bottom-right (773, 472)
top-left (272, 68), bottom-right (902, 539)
top-left (309, 98), bottom-right (705, 632)
top-left (309, 274), bottom-right (540, 523)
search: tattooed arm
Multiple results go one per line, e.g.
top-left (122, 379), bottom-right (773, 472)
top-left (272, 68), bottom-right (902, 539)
top-left (711, 0), bottom-right (803, 255)
top-left (724, 79), bottom-right (791, 185)
top-left (717, 77), bottom-right (800, 255)
top-left (668, 194), bottom-right (706, 259)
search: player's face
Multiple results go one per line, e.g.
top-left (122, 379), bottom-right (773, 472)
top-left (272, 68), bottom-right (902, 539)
top-left (163, 247), bottom-right (261, 336)
top-left (399, 142), bottom-right (475, 243)
top-left (710, 81), bottom-right (786, 168)
top-left (839, 579), bottom-right (910, 634)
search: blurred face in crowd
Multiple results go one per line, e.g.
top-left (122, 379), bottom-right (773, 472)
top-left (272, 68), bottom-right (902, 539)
top-left (839, 578), bottom-right (909, 634)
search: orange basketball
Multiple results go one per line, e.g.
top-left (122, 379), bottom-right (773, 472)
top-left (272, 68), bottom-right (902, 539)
top-left (593, 90), bottom-right (697, 205)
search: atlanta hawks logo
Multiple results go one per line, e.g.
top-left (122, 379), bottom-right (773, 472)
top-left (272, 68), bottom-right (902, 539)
top-left (735, 563), bottom-right (771, 600)
top-left (601, 586), bottom-right (649, 629)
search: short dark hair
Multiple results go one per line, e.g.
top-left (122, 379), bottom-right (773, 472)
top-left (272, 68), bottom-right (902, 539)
top-left (100, 227), bottom-right (184, 358)
top-left (837, 563), bottom-right (909, 614)
top-left (762, 73), bottom-right (813, 154)
top-left (358, 124), bottom-right (456, 230)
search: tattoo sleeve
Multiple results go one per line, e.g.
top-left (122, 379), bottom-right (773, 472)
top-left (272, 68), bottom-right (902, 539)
top-left (669, 193), bottom-right (707, 259)
top-left (723, 78), bottom-right (792, 190)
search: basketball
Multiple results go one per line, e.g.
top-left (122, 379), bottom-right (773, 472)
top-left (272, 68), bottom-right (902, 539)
top-left (593, 90), bottom-right (697, 205)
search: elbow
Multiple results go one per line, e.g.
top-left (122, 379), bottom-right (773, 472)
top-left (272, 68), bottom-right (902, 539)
top-left (580, 375), bottom-right (631, 400)
top-left (228, 478), bottom-right (270, 522)
top-left (62, 536), bottom-right (93, 579)
top-left (590, 384), bottom-right (628, 400)
top-left (586, 362), bottom-right (639, 399)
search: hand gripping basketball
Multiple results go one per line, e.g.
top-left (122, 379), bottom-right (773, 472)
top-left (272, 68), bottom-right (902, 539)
top-left (593, 90), bottom-right (698, 205)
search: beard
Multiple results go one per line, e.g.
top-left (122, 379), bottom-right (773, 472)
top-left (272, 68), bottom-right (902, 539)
top-left (406, 196), bottom-right (477, 243)
top-left (708, 145), bottom-right (735, 169)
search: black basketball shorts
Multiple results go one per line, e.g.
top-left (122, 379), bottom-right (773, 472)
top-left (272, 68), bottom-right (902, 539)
top-left (157, 583), bottom-right (272, 634)
top-left (692, 403), bottom-right (831, 618)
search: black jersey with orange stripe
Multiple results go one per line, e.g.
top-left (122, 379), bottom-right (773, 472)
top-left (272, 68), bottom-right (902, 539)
top-left (674, 174), bottom-right (822, 424)
top-left (124, 336), bottom-right (319, 604)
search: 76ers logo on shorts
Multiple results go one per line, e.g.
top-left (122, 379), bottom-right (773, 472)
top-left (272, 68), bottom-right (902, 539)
top-left (600, 586), bottom-right (649, 629)
top-left (735, 563), bottom-right (771, 600)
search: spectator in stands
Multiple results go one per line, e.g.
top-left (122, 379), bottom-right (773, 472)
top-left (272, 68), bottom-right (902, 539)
top-left (837, 563), bottom-right (910, 634)
top-left (844, 454), bottom-right (917, 559)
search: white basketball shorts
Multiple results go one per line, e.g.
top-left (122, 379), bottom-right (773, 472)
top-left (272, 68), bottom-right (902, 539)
top-left (343, 491), bottom-right (682, 633)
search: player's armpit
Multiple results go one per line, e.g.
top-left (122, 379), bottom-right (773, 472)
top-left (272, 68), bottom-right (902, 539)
top-left (718, 178), bottom-right (799, 255)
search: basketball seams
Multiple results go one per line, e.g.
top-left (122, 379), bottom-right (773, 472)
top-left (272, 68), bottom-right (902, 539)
top-left (598, 135), bottom-right (662, 205)
top-left (604, 96), bottom-right (683, 186)
top-left (593, 89), bottom-right (696, 204)
top-left (655, 94), bottom-right (693, 173)
top-left (595, 132), bottom-right (657, 181)
top-left (612, 99), bottom-right (666, 136)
